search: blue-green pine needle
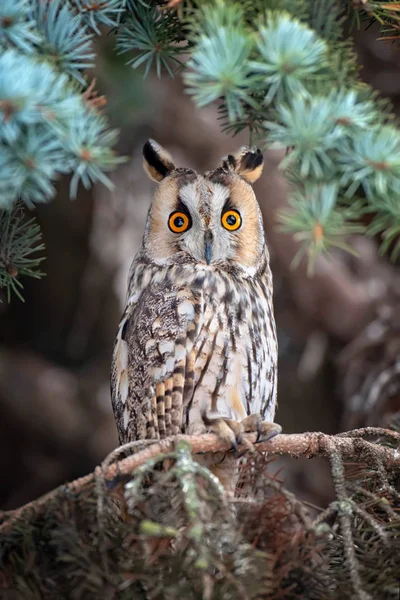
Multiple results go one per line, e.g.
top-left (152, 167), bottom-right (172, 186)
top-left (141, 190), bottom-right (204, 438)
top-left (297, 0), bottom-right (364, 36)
top-left (250, 12), bottom-right (329, 104)
top-left (0, 0), bottom-right (40, 54)
top-left (339, 125), bottom-right (400, 200)
top-left (34, 0), bottom-right (95, 85)
top-left (185, 28), bottom-right (259, 121)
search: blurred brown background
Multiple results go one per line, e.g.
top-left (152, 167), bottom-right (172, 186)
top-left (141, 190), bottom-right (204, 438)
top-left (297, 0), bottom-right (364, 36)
top-left (1, 27), bottom-right (400, 511)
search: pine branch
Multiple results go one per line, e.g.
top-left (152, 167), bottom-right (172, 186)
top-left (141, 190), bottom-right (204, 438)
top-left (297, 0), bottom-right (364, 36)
top-left (72, 0), bottom-right (125, 33)
top-left (278, 183), bottom-right (365, 273)
top-left (1, 428), bottom-right (399, 535)
top-left (4, 0), bottom-right (400, 289)
top-left (0, 1), bottom-right (125, 211)
top-left (0, 428), bottom-right (400, 600)
top-left (171, 3), bottom-right (400, 264)
top-left (0, 49), bottom-right (124, 210)
top-left (2, 425), bottom-right (399, 598)
top-left (34, 0), bottom-right (96, 85)
top-left (250, 12), bottom-right (330, 105)
top-left (349, 0), bottom-right (400, 41)
top-left (0, 2), bottom-right (127, 297)
top-left (0, 203), bottom-right (45, 301)
top-left (0, 0), bottom-right (40, 54)
top-left (116, 3), bottom-right (188, 78)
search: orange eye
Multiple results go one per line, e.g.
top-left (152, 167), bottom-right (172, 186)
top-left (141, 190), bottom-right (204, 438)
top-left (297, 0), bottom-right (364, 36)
top-left (221, 209), bottom-right (241, 231)
top-left (168, 211), bottom-right (191, 233)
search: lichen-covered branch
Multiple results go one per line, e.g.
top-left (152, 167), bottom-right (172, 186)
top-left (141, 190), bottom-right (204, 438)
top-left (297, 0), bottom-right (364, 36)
top-left (1, 428), bottom-right (399, 600)
top-left (1, 428), bottom-right (399, 535)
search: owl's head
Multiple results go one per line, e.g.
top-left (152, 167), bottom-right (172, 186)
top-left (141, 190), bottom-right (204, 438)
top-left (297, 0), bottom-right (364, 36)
top-left (141, 139), bottom-right (266, 274)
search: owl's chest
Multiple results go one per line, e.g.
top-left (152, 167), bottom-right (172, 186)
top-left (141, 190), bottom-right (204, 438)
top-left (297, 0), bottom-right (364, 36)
top-left (189, 275), bottom-right (276, 421)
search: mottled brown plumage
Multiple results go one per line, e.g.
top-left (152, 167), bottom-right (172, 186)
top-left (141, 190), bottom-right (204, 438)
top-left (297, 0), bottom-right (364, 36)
top-left (111, 140), bottom-right (280, 490)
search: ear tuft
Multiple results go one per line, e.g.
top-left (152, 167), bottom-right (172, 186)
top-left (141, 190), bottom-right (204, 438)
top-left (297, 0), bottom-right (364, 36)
top-left (143, 139), bottom-right (175, 182)
top-left (235, 146), bottom-right (264, 184)
top-left (221, 146), bottom-right (264, 184)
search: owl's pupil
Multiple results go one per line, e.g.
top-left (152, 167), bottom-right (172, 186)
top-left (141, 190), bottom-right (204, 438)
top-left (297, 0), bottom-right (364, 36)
top-left (227, 214), bottom-right (236, 226)
top-left (174, 216), bottom-right (184, 228)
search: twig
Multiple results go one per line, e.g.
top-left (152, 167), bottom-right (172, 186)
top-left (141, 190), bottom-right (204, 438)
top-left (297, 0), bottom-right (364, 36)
top-left (1, 430), bottom-right (399, 535)
top-left (347, 484), bottom-right (398, 520)
top-left (336, 428), bottom-right (400, 442)
top-left (252, 475), bottom-right (313, 530)
top-left (328, 442), bottom-right (371, 600)
top-left (351, 503), bottom-right (389, 545)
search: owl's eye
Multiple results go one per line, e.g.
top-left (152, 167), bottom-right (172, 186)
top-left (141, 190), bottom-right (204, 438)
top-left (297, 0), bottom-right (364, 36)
top-left (221, 209), bottom-right (242, 231)
top-left (168, 211), bottom-right (191, 233)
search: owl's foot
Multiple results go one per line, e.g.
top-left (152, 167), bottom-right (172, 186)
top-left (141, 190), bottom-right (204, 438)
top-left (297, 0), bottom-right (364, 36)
top-left (203, 412), bottom-right (244, 452)
top-left (203, 412), bottom-right (281, 451)
top-left (241, 413), bottom-right (282, 443)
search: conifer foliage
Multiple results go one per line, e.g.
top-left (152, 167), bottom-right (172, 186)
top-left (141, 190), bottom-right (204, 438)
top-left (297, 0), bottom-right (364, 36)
top-left (1, 0), bottom-right (400, 298)
top-left (0, 0), bottom-right (124, 300)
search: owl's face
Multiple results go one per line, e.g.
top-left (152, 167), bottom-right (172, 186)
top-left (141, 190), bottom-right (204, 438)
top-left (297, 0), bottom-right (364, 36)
top-left (141, 140), bottom-right (266, 273)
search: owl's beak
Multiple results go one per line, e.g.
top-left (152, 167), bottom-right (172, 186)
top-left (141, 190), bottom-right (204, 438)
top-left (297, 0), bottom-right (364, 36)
top-left (204, 231), bottom-right (213, 265)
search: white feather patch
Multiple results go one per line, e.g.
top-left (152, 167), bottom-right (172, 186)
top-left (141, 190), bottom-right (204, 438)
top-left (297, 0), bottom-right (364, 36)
top-left (119, 369), bottom-right (129, 405)
top-left (152, 317), bottom-right (162, 332)
top-left (151, 366), bottom-right (163, 382)
top-left (177, 300), bottom-right (195, 320)
top-left (145, 339), bottom-right (157, 354)
top-left (175, 344), bottom-right (186, 361)
top-left (123, 404), bottom-right (130, 430)
top-left (159, 340), bottom-right (174, 355)
top-left (166, 356), bottom-right (175, 375)
top-left (114, 318), bottom-right (129, 404)
top-left (128, 291), bottom-right (141, 304)
top-left (241, 264), bottom-right (257, 277)
top-left (119, 336), bottom-right (129, 369)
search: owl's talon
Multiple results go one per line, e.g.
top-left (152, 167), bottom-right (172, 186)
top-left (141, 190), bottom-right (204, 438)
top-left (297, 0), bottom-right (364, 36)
top-left (241, 413), bottom-right (262, 433)
top-left (203, 412), bottom-right (244, 451)
top-left (256, 422), bottom-right (282, 444)
top-left (235, 447), bottom-right (249, 459)
top-left (256, 420), bottom-right (262, 443)
top-left (240, 413), bottom-right (281, 443)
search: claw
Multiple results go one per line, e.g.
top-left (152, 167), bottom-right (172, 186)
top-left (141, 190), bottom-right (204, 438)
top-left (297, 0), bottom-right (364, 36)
top-left (202, 412), bottom-right (244, 451)
top-left (256, 422), bottom-right (282, 443)
top-left (202, 411), bottom-right (281, 452)
top-left (241, 413), bottom-right (282, 443)
top-left (257, 425), bottom-right (281, 444)
top-left (256, 419), bottom-right (262, 443)
top-left (235, 447), bottom-right (249, 459)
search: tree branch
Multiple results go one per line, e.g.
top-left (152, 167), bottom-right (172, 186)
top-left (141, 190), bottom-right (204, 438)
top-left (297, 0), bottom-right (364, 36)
top-left (1, 430), bottom-right (399, 534)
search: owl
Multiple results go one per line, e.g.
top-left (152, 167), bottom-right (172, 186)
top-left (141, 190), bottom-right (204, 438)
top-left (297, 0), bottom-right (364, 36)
top-left (111, 140), bottom-right (280, 491)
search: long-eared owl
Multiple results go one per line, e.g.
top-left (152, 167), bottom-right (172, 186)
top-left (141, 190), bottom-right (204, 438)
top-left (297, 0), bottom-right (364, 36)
top-left (111, 140), bottom-right (280, 488)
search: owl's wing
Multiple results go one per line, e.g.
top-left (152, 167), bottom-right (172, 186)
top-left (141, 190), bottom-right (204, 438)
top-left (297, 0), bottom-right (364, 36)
top-left (111, 283), bottom-right (202, 443)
